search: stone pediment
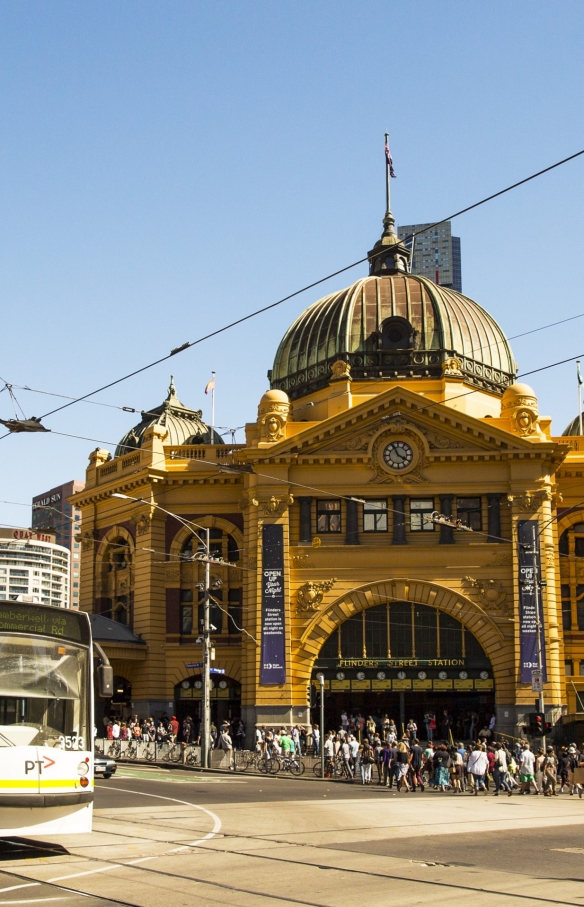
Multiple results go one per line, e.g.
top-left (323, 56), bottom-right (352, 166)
top-left (254, 385), bottom-right (558, 465)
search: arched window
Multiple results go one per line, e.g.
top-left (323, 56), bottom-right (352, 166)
top-left (379, 316), bottom-right (415, 351)
top-left (178, 528), bottom-right (242, 636)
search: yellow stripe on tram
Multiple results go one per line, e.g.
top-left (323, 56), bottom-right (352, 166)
top-left (0, 780), bottom-right (94, 789)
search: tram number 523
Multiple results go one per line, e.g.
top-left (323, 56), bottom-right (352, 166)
top-left (57, 735), bottom-right (85, 750)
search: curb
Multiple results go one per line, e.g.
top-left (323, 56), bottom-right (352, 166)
top-left (112, 756), bottom-right (334, 782)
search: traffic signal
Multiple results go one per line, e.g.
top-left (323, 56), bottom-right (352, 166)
top-left (527, 712), bottom-right (545, 736)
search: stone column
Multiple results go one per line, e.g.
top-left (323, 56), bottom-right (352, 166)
top-left (298, 497), bottom-right (312, 544)
top-left (439, 494), bottom-right (454, 544)
top-left (392, 496), bottom-right (406, 545)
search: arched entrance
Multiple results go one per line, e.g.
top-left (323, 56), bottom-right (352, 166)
top-left (303, 579), bottom-right (504, 742)
top-left (174, 674), bottom-right (241, 732)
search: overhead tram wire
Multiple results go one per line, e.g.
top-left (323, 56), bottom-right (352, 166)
top-left (25, 146), bottom-right (584, 424)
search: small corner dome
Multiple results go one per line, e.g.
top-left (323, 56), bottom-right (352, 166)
top-left (501, 383), bottom-right (538, 405)
top-left (259, 389), bottom-right (290, 407)
top-left (115, 378), bottom-right (224, 458)
top-left (562, 413), bottom-right (584, 436)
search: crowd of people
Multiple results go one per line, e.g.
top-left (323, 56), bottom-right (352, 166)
top-left (101, 714), bottom-right (247, 749)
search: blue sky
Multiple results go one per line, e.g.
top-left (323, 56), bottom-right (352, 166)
top-left (1, 1), bottom-right (584, 528)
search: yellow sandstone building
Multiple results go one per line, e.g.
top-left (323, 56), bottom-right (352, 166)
top-left (73, 198), bottom-right (584, 742)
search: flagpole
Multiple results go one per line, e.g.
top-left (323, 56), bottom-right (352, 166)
top-left (578, 361), bottom-right (583, 436)
top-left (385, 131), bottom-right (391, 216)
top-left (210, 371), bottom-right (215, 446)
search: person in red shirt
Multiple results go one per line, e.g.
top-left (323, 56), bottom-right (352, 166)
top-left (170, 715), bottom-right (179, 741)
top-left (486, 746), bottom-right (496, 791)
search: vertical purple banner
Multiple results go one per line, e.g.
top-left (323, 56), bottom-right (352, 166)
top-left (518, 519), bottom-right (547, 683)
top-left (260, 523), bottom-right (286, 684)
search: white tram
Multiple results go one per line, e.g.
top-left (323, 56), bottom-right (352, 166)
top-left (0, 602), bottom-right (112, 836)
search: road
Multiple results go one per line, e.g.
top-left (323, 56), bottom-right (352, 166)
top-left (2, 764), bottom-right (584, 906)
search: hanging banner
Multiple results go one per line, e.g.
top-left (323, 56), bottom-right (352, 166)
top-left (518, 519), bottom-right (547, 684)
top-left (260, 523), bottom-right (286, 684)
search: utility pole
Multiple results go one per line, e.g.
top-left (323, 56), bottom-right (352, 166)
top-left (318, 673), bottom-right (325, 779)
top-left (201, 527), bottom-right (211, 768)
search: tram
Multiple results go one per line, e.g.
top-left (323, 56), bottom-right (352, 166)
top-left (0, 601), bottom-right (112, 836)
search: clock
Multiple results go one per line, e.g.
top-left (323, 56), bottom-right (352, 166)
top-left (417, 671), bottom-right (427, 680)
top-left (383, 440), bottom-right (414, 470)
top-left (438, 671), bottom-right (448, 680)
top-left (480, 670), bottom-right (489, 681)
top-left (397, 670), bottom-right (407, 680)
top-left (336, 671), bottom-right (346, 681)
top-left (356, 671), bottom-right (366, 680)
top-left (181, 680), bottom-right (190, 689)
top-left (376, 671), bottom-right (386, 680)
top-left (459, 671), bottom-right (468, 680)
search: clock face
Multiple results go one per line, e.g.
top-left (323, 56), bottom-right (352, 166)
top-left (438, 671), bottom-right (448, 680)
top-left (459, 671), bottom-right (468, 680)
top-left (383, 440), bottom-right (414, 470)
top-left (397, 670), bottom-right (407, 680)
top-left (480, 670), bottom-right (489, 681)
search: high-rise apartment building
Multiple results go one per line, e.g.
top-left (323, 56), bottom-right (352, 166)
top-left (397, 221), bottom-right (462, 292)
top-left (31, 480), bottom-right (85, 609)
top-left (0, 527), bottom-right (70, 608)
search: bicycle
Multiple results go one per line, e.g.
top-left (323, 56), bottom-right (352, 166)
top-left (125, 740), bottom-right (139, 761)
top-left (94, 739), bottom-right (104, 756)
top-left (143, 742), bottom-right (157, 762)
top-left (185, 746), bottom-right (200, 767)
top-left (277, 754), bottom-right (305, 776)
top-left (107, 740), bottom-right (121, 759)
top-left (313, 757), bottom-right (336, 778)
top-left (161, 742), bottom-right (182, 763)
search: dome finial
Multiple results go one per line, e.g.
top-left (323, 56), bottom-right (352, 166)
top-left (167, 375), bottom-right (177, 401)
top-left (367, 134), bottom-right (410, 276)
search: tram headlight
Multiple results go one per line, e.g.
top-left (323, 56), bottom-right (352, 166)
top-left (77, 761), bottom-right (89, 776)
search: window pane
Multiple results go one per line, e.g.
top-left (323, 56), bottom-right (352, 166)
top-left (576, 538), bottom-right (584, 557)
top-left (363, 500), bottom-right (388, 532)
top-left (465, 629), bottom-right (487, 662)
top-left (181, 605), bottom-right (193, 634)
top-left (341, 614), bottom-right (362, 657)
top-left (318, 501), bottom-right (341, 512)
top-left (410, 499), bottom-right (434, 532)
top-left (559, 531), bottom-right (569, 555)
top-left (565, 661), bottom-right (574, 677)
top-left (578, 602), bottom-right (584, 631)
top-left (440, 611), bottom-right (463, 658)
top-left (414, 605), bottom-right (437, 658)
top-left (390, 602), bottom-right (412, 657)
top-left (365, 605), bottom-right (387, 657)
top-left (457, 498), bottom-right (482, 531)
top-left (319, 630), bottom-right (338, 660)
top-left (563, 598), bottom-right (572, 631)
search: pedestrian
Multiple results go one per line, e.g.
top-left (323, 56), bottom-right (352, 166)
top-left (543, 746), bottom-right (558, 796)
top-left (407, 718), bottom-right (417, 743)
top-left (493, 743), bottom-right (512, 796)
top-left (360, 741), bottom-right (374, 785)
top-left (432, 744), bottom-right (451, 792)
top-left (313, 725), bottom-right (320, 756)
top-left (218, 724), bottom-right (234, 769)
top-left (395, 742), bottom-right (411, 792)
top-left (519, 744), bottom-right (538, 795)
top-left (467, 744), bottom-right (488, 795)
top-left (410, 738), bottom-right (425, 791)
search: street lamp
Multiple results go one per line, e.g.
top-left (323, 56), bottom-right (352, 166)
top-left (110, 492), bottom-right (221, 768)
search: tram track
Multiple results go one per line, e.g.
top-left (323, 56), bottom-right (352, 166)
top-left (3, 789), bottom-right (584, 907)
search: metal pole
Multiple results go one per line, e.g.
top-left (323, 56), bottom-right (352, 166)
top-left (578, 360), bottom-right (583, 436)
top-left (384, 132), bottom-right (391, 216)
top-left (319, 674), bottom-right (325, 780)
top-left (202, 527), bottom-right (211, 767)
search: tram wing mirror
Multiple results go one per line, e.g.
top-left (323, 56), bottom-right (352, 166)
top-left (96, 665), bottom-right (114, 698)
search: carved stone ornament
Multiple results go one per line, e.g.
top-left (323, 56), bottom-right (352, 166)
top-left (463, 576), bottom-right (507, 610)
top-left (507, 490), bottom-right (551, 512)
top-left (488, 552), bottom-right (512, 567)
top-left (291, 553), bottom-right (314, 568)
top-left (165, 564), bottom-right (180, 583)
top-left (134, 513), bottom-right (152, 536)
top-left (261, 494), bottom-right (293, 516)
top-left (247, 554), bottom-right (257, 570)
top-left (296, 578), bottom-right (337, 613)
top-left (442, 356), bottom-right (463, 377)
top-left (369, 420), bottom-right (428, 485)
top-left (258, 390), bottom-right (291, 443)
top-left (330, 360), bottom-right (352, 381)
top-left (312, 536), bottom-right (322, 548)
top-left (80, 531), bottom-right (95, 552)
top-left (501, 390), bottom-right (540, 437)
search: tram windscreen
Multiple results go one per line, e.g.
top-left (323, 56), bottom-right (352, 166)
top-left (0, 634), bottom-right (89, 749)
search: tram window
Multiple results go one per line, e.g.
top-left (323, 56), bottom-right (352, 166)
top-left (317, 500), bottom-right (341, 533)
top-left (562, 586), bottom-right (572, 631)
top-left (440, 611), bottom-right (463, 658)
top-left (577, 586), bottom-right (584, 630)
top-left (576, 538), bottom-right (584, 558)
top-left (410, 499), bottom-right (434, 532)
top-left (415, 605), bottom-right (437, 658)
top-left (181, 605), bottom-right (193, 635)
top-left (363, 500), bottom-right (388, 533)
top-left (390, 601), bottom-right (412, 657)
top-left (365, 605), bottom-right (387, 657)
top-left (341, 613), bottom-right (362, 657)
top-left (456, 497), bottom-right (482, 531)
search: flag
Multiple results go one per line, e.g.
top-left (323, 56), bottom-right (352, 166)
top-left (578, 362), bottom-right (583, 386)
top-left (205, 375), bottom-right (215, 394)
top-left (385, 140), bottom-right (396, 178)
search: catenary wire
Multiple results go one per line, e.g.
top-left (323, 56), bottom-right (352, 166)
top-left (30, 147), bottom-right (584, 422)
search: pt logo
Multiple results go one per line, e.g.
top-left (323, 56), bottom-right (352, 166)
top-left (24, 756), bottom-right (55, 774)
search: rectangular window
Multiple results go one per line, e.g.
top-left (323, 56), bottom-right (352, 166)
top-left (456, 497), bottom-right (482, 531)
top-left (580, 661), bottom-right (584, 677)
top-left (409, 499), bottom-right (434, 532)
top-left (390, 601), bottom-right (413, 657)
top-left (578, 585), bottom-right (584, 631)
top-left (576, 537), bottom-right (584, 557)
top-left (180, 605), bottom-right (193, 635)
top-left (415, 606), bottom-right (437, 658)
top-left (565, 660), bottom-right (574, 676)
top-left (363, 500), bottom-right (388, 533)
top-left (562, 585), bottom-right (572, 631)
top-left (317, 500), bottom-right (341, 533)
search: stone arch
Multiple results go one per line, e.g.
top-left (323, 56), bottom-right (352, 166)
top-left (95, 526), bottom-right (136, 624)
top-left (297, 577), bottom-right (511, 696)
top-left (95, 525), bottom-right (135, 565)
top-left (168, 516), bottom-right (244, 560)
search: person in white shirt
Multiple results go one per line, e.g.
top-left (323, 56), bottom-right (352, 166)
top-left (111, 721), bottom-right (120, 740)
top-left (467, 745), bottom-right (488, 794)
top-left (519, 744), bottom-right (538, 794)
top-left (341, 739), bottom-right (353, 778)
top-left (493, 744), bottom-right (512, 796)
top-left (312, 726), bottom-right (320, 755)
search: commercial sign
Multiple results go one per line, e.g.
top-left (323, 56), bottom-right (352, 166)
top-left (260, 523), bottom-right (286, 685)
top-left (33, 492), bottom-right (62, 509)
top-left (0, 528), bottom-right (55, 543)
top-left (518, 520), bottom-right (547, 684)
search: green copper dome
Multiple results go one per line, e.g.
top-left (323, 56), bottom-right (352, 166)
top-left (115, 378), bottom-right (224, 457)
top-left (270, 272), bottom-right (516, 401)
top-left (562, 414), bottom-right (584, 436)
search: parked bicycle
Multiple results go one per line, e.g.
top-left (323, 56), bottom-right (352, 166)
top-left (107, 740), bottom-right (121, 759)
top-left (277, 754), bottom-right (305, 776)
top-left (125, 740), bottom-right (139, 761)
top-left (161, 742), bottom-right (182, 763)
top-left (185, 746), bottom-right (199, 767)
top-left (143, 742), bottom-right (157, 762)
